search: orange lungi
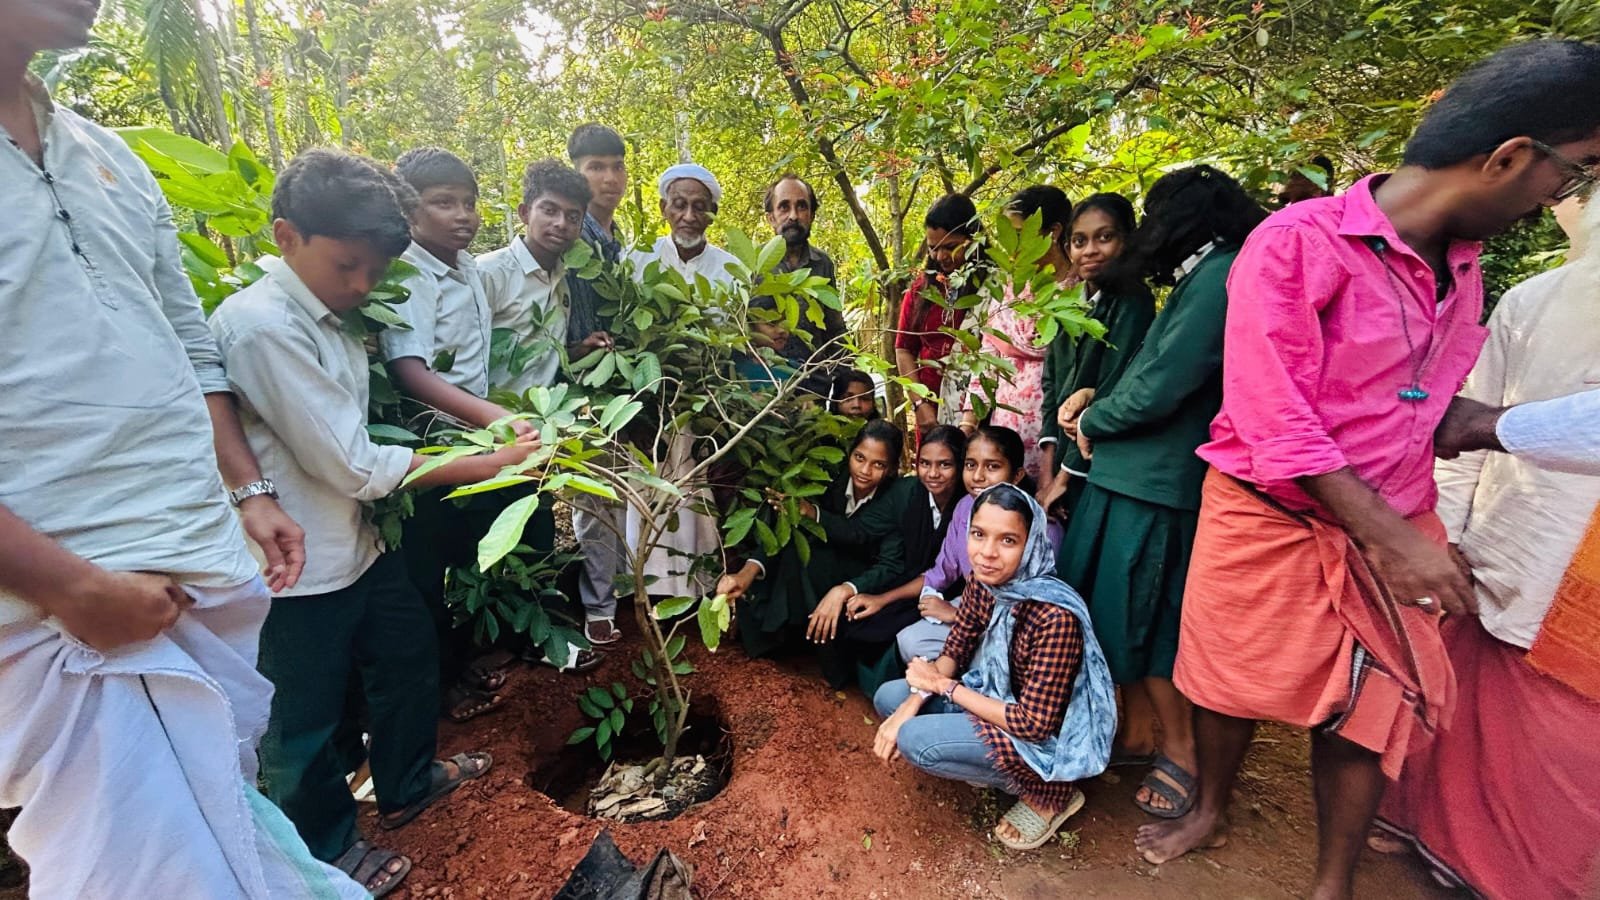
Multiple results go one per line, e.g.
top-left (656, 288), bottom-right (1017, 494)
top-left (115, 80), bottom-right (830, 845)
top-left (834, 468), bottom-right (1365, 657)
top-left (1173, 468), bottom-right (1455, 778)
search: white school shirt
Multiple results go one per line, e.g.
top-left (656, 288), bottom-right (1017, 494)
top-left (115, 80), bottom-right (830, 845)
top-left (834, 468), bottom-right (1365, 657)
top-left (0, 77), bottom-right (257, 627)
top-left (478, 237), bottom-right (570, 394)
top-left (1435, 264), bottom-right (1600, 648)
top-left (210, 257), bottom-right (415, 596)
top-left (381, 242), bottom-right (493, 397)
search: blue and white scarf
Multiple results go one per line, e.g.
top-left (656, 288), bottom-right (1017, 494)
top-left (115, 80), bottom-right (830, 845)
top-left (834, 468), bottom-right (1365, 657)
top-left (960, 483), bottom-right (1116, 782)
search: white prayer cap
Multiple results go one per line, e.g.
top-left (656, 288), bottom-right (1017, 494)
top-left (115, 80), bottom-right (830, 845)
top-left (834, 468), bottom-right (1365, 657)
top-left (658, 163), bottom-right (722, 206)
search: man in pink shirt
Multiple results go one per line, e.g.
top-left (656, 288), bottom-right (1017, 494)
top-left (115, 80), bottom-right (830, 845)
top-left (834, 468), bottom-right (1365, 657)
top-left (1138, 39), bottom-right (1600, 900)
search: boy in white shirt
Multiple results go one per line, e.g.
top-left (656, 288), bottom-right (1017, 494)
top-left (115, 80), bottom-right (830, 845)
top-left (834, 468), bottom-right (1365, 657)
top-left (480, 159), bottom-right (630, 644)
top-left (212, 149), bottom-right (531, 896)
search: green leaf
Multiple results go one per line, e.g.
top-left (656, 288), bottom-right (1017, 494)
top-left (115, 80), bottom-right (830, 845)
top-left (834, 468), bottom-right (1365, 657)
top-left (578, 695), bottom-right (602, 718)
top-left (476, 494), bottom-right (540, 571)
top-left (445, 474), bottom-right (536, 499)
top-left (608, 707), bottom-right (625, 733)
top-left (725, 228), bottom-right (759, 270)
top-left (567, 726), bottom-right (596, 745)
top-left (654, 595), bottom-right (695, 619)
top-left (697, 598), bottom-right (722, 652)
top-left (633, 352), bottom-right (663, 390)
top-left (596, 717), bottom-right (612, 745)
top-left (664, 635), bottom-right (686, 660)
top-left (586, 685), bottom-right (616, 709)
top-left (366, 423), bottom-right (422, 445)
top-left (178, 231), bottom-right (229, 267)
top-left (754, 234), bottom-right (786, 275)
top-left (563, 475), bottom-right (618, 501)
top-left (119, 126), bottom-right (231, 173)
top-left (599, 397), bottom-right (643, 435)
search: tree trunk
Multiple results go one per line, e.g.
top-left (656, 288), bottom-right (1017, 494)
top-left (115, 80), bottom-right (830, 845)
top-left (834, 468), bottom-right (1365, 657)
top-left (189, 0), bottom-right (232, 148)
top-left (243, 0), bottom-right (284, 167)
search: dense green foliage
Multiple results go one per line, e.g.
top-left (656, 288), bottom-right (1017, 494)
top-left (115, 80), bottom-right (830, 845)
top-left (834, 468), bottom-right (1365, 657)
top-left (41, 0), bottom-right (1597, 331)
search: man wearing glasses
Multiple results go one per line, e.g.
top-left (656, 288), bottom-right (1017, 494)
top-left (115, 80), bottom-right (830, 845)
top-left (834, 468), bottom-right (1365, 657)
top-left (1143, 38), bottom-right (1600, 900)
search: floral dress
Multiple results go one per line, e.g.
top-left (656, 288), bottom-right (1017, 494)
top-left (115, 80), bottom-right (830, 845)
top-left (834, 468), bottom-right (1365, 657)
top-left (967, 285), bottom-right (1048, 479)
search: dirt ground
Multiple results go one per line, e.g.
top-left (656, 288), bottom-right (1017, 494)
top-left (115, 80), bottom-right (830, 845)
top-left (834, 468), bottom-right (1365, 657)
top-left (369, 625), bottom-right (1454, 900)
top-left (0, 624), bottom-right (1458, 899)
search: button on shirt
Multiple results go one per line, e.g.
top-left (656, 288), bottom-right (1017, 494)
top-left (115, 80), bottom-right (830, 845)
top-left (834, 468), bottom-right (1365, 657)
top-left (211, 257), bottom-right (414, 597)
top-left (1198, 175), bottom-right (1489, 519)
top-left (381, 242), bottom-right (492, 397)
top-left (0, 78), bottom-right (256, 626)
top-left (478, 237), bottom-right (569, 393)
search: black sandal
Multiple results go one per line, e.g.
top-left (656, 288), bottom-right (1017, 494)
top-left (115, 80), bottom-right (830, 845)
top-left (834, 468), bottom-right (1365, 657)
top-left (1134, 754), bottom-right (1197, 819)
top-left (333, 840), bottom-right (411, 898)
top-left (379, 751), bottom-right (494, 830)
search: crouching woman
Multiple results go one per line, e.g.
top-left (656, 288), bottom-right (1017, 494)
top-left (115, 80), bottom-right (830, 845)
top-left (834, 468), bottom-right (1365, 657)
top-left (872, 483), bottom-right (1115, 850)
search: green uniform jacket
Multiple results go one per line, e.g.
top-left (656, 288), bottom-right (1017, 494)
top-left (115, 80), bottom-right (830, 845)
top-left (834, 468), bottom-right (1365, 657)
top-left (1076, 248), bottom-right (1237, 512)
top-left (740, 473), bottom-right (901, 658)
top-left (1050, 283), bottom-right (1158, 476)
top-left (816, 475), bottom-right (952, 595)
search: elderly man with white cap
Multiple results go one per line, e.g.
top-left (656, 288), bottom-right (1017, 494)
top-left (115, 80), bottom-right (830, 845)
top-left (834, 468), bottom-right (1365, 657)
top-left (632, 162), bottom-right (740, 285)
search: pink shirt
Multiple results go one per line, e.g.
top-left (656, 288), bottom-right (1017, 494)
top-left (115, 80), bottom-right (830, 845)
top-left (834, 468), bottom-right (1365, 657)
top-left (1198, 175), bottom-right (1489, 520)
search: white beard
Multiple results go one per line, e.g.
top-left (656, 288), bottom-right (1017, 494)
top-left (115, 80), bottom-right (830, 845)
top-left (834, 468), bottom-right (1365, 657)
top-left (673, 232), bottom-right (707, 251)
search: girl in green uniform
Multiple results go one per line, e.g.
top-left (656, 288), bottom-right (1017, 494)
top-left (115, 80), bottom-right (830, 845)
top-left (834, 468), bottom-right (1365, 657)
top-left (1055, 167), bottom-right (1266, 819)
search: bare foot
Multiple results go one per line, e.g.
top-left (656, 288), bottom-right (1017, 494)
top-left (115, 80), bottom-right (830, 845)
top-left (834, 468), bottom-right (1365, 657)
top-left (1135, 811), bottom-right (1226, 864)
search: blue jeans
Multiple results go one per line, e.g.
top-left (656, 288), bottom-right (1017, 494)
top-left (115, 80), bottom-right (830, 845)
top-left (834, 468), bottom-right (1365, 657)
top-left (874, 679), bottom-right (1010, 790)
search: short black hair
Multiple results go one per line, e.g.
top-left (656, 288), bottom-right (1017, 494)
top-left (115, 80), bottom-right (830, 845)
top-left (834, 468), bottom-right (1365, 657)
top-left (1310, 155), bottom-right (1335, 181)
top-left (1404, 40), bottom-right (1600, 169)
top-left (1006, 185), bottom-right (1073, 241)
top-left (1110, 165), bottom-right (1267, 286)
top-left (925, 193), bottom-right (980, 236)
top-left (764, 174), bottom-right (819, 214)
top-left (850, 418), bottom-right (904, 464)
top-left (272, 148), bottom-right (413, 257)
top-left (520, 157), bottom-right (594, 210)
top-left (393, 147), bottom-right (478, 196)
top-left (568, 124), bottom-right (626, 163)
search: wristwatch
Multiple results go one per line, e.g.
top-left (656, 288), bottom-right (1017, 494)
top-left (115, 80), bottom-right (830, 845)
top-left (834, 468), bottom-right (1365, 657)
top-left (228, 479), bottom-right (279, 507)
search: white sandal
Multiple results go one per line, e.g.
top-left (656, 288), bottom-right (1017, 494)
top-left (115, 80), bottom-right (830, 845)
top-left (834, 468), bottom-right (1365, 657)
top-left (585, 617), bottom-right (621, 645)
top-left (995, 789), bottom-right (1086, 851)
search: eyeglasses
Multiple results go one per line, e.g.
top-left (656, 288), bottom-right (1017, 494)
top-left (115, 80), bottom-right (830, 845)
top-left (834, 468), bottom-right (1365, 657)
top-left (1528, 139), bottom-right (1599, 202)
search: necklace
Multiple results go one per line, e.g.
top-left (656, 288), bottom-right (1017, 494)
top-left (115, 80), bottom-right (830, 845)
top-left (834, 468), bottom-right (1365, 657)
top-left (1367, 237), bottom-right (1443, 402)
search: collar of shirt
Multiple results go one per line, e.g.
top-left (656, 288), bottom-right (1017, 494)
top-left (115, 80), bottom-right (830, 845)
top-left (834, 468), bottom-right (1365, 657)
top-left (14, 74), bottom-right (53, 142)
top-left (258, 256), bottom-right (341, 326)
top-left (1172, 241), bottom-right (1218, 282)
top-left (1336, 173), bottom-right (1482, 289)
top-left (405, 241), bottom-right (476, 283)
top-left (509, 235), bottom-right (565, 283)
top-left (927, 490), bottom-right (944, 530)
top-left (844, 482), bottom-right (877, 517)
top-left (776, 243), bottom-right (823, 272)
